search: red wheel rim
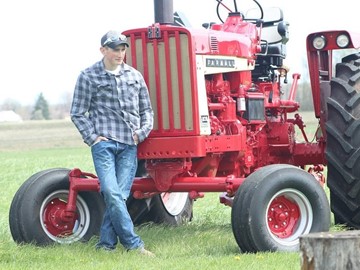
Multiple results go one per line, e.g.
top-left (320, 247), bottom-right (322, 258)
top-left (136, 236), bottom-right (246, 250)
top-left (40, 190), bottom-right (91, 243)
top-left (42, 198), bottom-right (76, 237)
top-left (267, 195), bottom-right (300, 238)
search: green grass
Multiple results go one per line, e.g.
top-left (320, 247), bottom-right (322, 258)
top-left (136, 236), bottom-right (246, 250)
top-left (0, 118), bottom-right (324, 269)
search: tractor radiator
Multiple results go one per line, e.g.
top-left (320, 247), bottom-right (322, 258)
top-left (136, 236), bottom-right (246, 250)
top-left (125, 27), bottom-right (201, 137)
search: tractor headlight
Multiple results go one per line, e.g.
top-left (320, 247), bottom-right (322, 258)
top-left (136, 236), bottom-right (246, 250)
top-left (336, 34), bottom-right (350, 48)
top-left (312, 35), bottom-right (326, 50)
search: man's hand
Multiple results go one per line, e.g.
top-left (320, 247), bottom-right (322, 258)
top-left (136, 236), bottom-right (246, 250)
top-left (133, 133), bottom-right (139, 145)
top-left (93, 136), bottom-right (108, 146)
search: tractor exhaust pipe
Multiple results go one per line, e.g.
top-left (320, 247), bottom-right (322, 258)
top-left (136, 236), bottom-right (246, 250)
top-left (154, 0), bottom-right (173, 24)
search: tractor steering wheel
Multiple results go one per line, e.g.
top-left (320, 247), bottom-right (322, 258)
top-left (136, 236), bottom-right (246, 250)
top-left (216, 0), bottom-right (263, 23)
top-left (216, 0), bottom-right (235, 23)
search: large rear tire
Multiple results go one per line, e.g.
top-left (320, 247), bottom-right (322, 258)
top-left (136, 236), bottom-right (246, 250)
top-left (326, 52), bottom-right (360, 228)
top-left (9, 169), bottom-right (105, 245)
top-left (231, 164), bottom-right (330, 252)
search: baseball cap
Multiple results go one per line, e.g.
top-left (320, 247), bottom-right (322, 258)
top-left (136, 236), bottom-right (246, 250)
top-left (101, 30), bottom-right (129, 49)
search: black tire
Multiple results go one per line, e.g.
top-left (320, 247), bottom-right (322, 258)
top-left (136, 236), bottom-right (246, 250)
top-left (128, 160), bottom-right (193, 226)
top-left (147, 192), bottom-right (193, 225)
top-left (9, 169), bottom-right (57, 244)
top-left (325, 52), bottom-right (360, 228)
top-left (9, 168), bottom-right (105, 245)
top-left (231, 165), bottom-right (283, 252)
top-left (127, 160), bottom-right (152, 225)
top-left (231, 164), bottom-right (330, 252)
top-left (127, 194), bottom-right (152, 225)
top-left (130, 192), bottom-right (193, 226)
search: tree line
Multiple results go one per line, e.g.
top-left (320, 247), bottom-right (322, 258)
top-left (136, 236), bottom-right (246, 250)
top-left (0, 92), bottom-right (72, 121)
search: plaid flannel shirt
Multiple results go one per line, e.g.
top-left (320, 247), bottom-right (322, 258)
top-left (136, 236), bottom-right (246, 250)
top-left (70, 60), bottom-right (154, 146)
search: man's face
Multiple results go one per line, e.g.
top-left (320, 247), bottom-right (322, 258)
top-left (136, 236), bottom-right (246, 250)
top-left (102, 44), bottom-right (127, 66)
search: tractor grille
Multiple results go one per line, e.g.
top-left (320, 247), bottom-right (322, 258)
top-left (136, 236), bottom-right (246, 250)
top-left (125, 27), bottom-right (199, 137)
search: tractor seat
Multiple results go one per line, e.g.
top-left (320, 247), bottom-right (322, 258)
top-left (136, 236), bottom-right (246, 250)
top-left (246, 7), bottom-right (289, 46)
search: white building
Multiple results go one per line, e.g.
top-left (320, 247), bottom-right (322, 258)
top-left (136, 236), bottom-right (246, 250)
top-left (0, 110), bottom-right (23, 122)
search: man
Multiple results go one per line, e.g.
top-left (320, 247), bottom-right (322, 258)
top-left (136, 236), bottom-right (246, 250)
top-left (70, 30), bottom-right (154, 256)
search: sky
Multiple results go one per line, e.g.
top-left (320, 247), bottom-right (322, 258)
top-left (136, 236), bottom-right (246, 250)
top-left (0, 0), bottom-right (358, 105)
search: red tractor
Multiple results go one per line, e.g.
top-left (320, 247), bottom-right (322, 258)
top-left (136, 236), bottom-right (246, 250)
top-left (9, 0), bottom-right (360, 252)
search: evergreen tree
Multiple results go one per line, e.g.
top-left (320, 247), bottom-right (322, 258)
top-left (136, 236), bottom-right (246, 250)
top-left (31, 93), bottom-right (51, 120)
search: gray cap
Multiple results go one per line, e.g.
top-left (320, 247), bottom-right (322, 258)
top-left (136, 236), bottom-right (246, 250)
top-left (101, 30), bottom-right (129, 49)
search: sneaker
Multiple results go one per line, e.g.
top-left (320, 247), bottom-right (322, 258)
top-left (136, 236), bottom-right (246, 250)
top-left (95, 245), bottom-right (116, 252)
top-left (95, 246), bottom-right (115, 252)
top-left (137, 247), bottom-right (155, 257)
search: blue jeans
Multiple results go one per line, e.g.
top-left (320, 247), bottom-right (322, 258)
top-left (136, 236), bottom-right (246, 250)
top-left (91, 140), bottom-right (144, 250)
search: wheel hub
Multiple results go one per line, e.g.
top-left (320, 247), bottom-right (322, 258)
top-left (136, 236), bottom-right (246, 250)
top-left (267, 196), bottom-right (300, 238)
top-left (42, 198), bottom-right (76, 237)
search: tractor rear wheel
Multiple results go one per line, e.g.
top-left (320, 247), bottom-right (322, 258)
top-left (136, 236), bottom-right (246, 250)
top-left (9, 168), bottom-right (104, 245)
top-left (231, 164), bottom-right (330, 252)
top-left (326, 52), bottom-right (360, 228)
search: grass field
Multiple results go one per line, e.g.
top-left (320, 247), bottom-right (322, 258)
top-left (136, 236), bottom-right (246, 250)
top-left (0, 113), bottom-right (322, 269)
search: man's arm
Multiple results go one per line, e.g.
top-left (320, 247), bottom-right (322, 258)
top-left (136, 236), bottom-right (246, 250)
top-left (70, 73), bottom-right (98, 146)
top-left (135, 79), bottom-right (154, 143)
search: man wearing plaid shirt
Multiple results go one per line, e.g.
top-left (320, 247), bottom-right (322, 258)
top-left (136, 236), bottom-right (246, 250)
top-left (70, 30), bottom-right (154, 256)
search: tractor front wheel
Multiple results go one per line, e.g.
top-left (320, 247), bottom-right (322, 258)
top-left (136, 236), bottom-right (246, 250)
top-left (127, 160), bottom-right (193, 226)
top-left (231, 164), bottom-right (330, 252)
top-left (147, 192), bottom-right (193, 225)
top-left (9, 168), bottom-right (104, 245)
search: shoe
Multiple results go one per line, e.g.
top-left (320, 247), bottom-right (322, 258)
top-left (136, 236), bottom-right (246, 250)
top-left (137, 247), bottom-right (155, 257)
top-left (95, 245), bottom-right (116, 252)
